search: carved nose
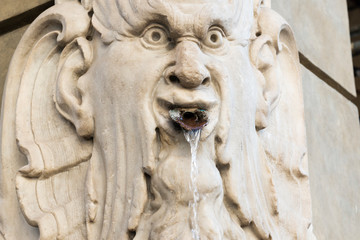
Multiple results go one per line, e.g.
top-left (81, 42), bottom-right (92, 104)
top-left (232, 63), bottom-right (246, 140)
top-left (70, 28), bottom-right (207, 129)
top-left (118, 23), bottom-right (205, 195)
top-left (168, 41), bottom-right (210, 88)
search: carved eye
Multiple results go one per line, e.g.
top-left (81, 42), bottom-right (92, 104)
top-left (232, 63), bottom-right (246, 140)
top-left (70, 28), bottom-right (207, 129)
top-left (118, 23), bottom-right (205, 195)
top-left (141, 25), bottom-right (171, 47)
top-left (203, 27), bottom-right (225, 48)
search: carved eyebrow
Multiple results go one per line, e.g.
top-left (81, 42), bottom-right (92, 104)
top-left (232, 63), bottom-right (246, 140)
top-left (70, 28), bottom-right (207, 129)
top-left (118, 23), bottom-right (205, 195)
top-left (144, 7), bottom-right (235, 39)
top-left (131, 16), bottom-right (172, 37)
top-left (204, 21), bottom-right (231, 37)
top-left (177, 5), bottom-right (237, 38)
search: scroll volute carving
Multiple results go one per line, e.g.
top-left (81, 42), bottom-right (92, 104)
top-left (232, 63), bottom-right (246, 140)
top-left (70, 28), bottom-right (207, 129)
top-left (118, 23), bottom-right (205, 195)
top-left (12, 2), bottom-right (93, 239)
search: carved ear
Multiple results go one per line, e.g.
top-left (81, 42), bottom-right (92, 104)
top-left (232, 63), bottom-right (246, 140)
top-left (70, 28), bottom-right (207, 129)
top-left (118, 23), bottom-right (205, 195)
top-left (55, 37), bottom-right (94, 138)
top-left (251, 33), bottom-right (280, 130)
top-left (251, 6), bottom-right (300, 130)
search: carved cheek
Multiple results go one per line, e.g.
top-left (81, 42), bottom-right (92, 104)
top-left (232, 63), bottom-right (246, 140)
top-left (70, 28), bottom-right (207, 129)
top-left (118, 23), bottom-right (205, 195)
top-left (90, 41), bottom-right (172, 99)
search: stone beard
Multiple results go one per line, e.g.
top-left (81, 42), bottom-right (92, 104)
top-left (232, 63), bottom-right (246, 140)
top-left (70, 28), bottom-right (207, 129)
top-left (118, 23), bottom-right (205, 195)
top-left (1, 0), bottom-right (316, 240)
top-left (84, 0), bottom-right (261, 239)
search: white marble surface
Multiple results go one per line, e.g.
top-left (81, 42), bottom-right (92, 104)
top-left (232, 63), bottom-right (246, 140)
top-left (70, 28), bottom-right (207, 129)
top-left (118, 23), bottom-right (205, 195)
top-left (0, 1), bottom-right (314, 239)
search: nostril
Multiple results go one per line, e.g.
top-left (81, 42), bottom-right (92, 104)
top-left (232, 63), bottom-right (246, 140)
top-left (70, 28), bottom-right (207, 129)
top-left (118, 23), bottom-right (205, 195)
top-left (202, 77), bottom-right (210, 85)
top-left (169, 75), bottom-right (180, 84)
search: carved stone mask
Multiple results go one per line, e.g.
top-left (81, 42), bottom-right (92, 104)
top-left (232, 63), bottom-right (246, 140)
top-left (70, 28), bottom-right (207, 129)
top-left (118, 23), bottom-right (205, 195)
top-left (2, 0), bottom-right (316, 239)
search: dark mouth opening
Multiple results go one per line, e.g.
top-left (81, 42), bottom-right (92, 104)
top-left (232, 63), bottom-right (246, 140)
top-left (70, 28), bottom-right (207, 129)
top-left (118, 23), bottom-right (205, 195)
top-left (169, 108), bottom-right (208, 131)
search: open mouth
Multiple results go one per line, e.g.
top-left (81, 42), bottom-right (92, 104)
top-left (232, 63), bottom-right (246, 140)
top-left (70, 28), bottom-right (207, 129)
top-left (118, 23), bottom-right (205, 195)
top-left (155, 95), bottom-right (219, 137)
top-left (169, 108), bottom-right (208, 131)
top-left (156, 98), bottom-right (213, 131)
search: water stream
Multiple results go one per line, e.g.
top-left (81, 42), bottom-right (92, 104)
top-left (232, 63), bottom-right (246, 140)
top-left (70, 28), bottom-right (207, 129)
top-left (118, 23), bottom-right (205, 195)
top-left (184, 130), bottom-right (201, 240)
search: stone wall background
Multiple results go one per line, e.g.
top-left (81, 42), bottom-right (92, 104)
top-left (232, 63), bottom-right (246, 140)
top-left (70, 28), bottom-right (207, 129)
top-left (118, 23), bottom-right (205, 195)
top-left (272, 1), bottom-right (360, 239)
top-left (0, 1), bottom-right (359, 239)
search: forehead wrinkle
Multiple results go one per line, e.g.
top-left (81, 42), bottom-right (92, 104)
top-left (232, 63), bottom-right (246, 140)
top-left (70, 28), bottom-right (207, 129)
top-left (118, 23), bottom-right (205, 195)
top-left (93, 0), bottom-right (249, 39)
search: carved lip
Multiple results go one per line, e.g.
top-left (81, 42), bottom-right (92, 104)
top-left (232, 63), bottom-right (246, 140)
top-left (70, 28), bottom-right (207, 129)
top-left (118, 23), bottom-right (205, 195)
top-left (157, 97), bottom-right (217, 111)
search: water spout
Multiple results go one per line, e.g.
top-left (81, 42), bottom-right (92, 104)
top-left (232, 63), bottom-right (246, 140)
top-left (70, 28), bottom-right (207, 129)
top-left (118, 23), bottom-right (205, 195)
top-left (169, 108), bottom-right (208, 131)
top-left (169, 108), bottom-right (207, 239)
top-left (184, 129), bottom-right (201, 240)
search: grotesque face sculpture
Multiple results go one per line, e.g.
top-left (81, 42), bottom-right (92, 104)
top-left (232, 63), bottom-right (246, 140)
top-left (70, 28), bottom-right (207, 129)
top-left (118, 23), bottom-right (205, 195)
top-left (0, 0), bottom-right (315, 239)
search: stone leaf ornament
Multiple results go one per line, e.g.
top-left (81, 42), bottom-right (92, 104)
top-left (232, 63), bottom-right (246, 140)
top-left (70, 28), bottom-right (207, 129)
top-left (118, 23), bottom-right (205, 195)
top-left (0, 0), bottom-right (316, 239)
